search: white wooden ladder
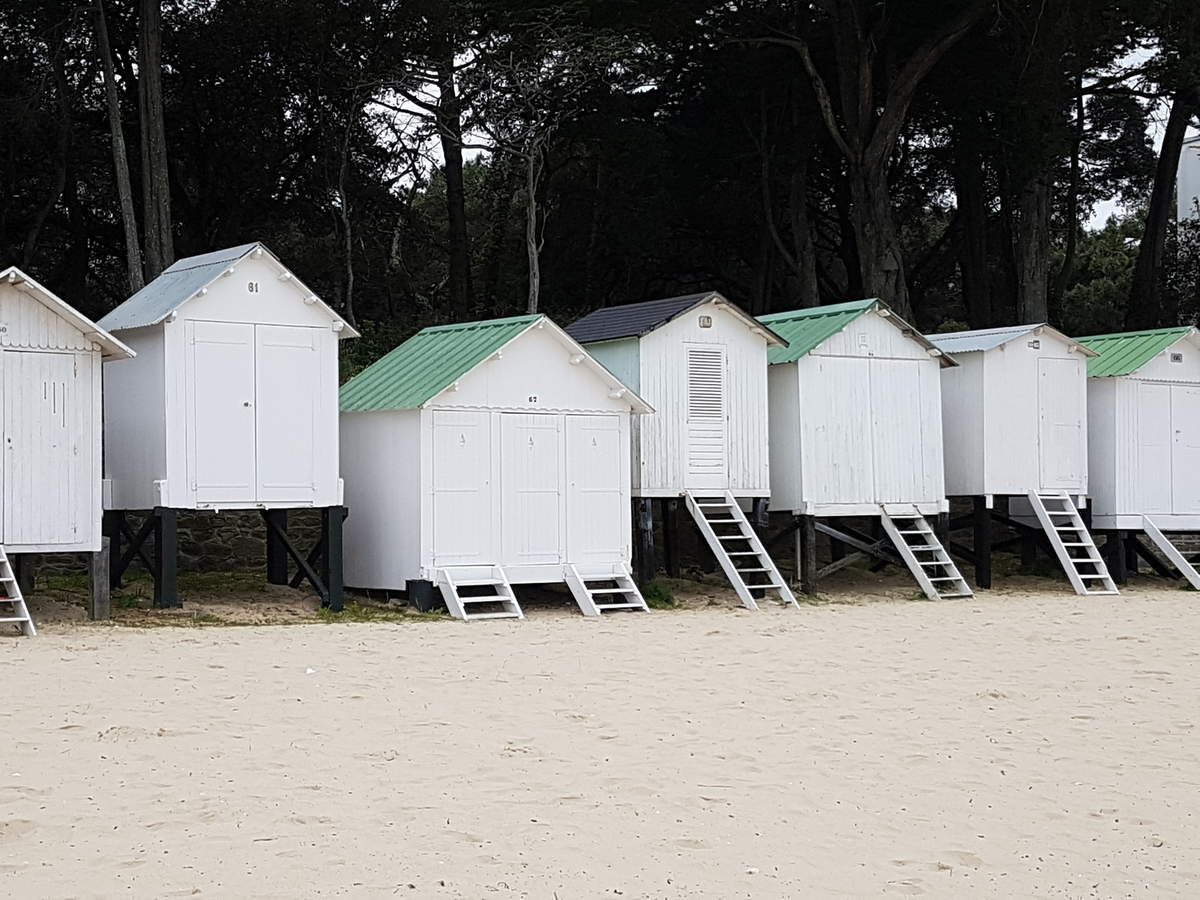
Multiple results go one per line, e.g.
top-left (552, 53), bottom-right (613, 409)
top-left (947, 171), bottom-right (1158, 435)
top-left (880, 506), bottom-right (973, 600)
top-left (684, 491), bottom-right (798, 610)
top-left (434, 566), bottom-right (524, 621)
top-left (564, 563), bottom-right (649, 616)
top-left (1026, 491), bottom-right (1118, 595)
top-left (0, 548), bottom-right (35, 637)
top-left (1142, 517), bottom-right (1200, 590)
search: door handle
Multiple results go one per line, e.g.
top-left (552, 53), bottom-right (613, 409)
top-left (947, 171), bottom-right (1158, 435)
top-left (243, 401), bottom-right (252, 408)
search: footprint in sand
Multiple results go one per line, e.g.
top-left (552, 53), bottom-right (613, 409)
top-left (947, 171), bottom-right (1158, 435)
top-left (0, 819), bottom-right (36, 840)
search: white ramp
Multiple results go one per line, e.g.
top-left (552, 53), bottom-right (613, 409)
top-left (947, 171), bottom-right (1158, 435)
top-left (880, 506), bottom-right (973, 600)
top-left (684, 492), bottom-right (797, 610)
top-left (1026, 491), bottom-right (1118, 595)
top-left (0, 548), bottom-right (35, 636)
top-left (1142, 517), bottom-right (1200, 590)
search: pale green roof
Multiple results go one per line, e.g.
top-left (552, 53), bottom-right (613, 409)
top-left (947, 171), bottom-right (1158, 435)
top-left (340, 315), bottom-right (540, 411)
top-left (759, 298), bottom-right (953, 366)
top-left (1077, 327), bottom-right (1195, 377)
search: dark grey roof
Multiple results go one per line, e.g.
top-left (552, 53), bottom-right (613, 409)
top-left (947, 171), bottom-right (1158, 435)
top-left (565, 292), bottom-right (785, 346)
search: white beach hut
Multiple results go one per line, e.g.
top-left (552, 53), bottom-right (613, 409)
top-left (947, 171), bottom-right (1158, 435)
top-left (760, 299), bottom-right (970, 600)
top-left (926, 324), bottom-right (1115, 595)
top-left (1077, 326), bottom-right (1200, 589)
top-left (0, 266), bottom-right (134, 635)
top-left (565, 293), bottom-right (795, 610)
top-left (339, 314), bottom-right (653, 620)
top-left (97, 242), bottom-right (357, 610)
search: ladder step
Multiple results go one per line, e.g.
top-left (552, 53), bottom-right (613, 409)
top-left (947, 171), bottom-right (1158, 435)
top-left (595, 602), bottom-right (646, 611)
top-left (928, 576), bottom-right (964, 582)
top-left (462, 611), bottom-right (523, 620)
top-left (451, 579), bottom-right (507, 587)
top-left (459, 595), bottom-right (509, 603)
top-left (726, 551), bottom-right (759, 556)
top-left (899, 529), bottom-right (932, 535)
top-left (586, 587), bottom-right (634, 595)
top-left (0, 616), bottom-right (29, 623)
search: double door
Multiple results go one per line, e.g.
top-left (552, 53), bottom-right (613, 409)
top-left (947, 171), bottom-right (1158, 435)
top-left (186, 320), bottom-right (325, 505)
top-left (430, 410), bottom-right (627, 570)
top-left (1137, 381), bottom-right (1200, 514)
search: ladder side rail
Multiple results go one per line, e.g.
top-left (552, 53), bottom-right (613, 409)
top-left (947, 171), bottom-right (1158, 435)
top-left (723, 492), bottom-right (798, 608)
top-left (1142, 518), bottom-right (1200, 590)
top-left (684, 493), bottom-right (759, 610)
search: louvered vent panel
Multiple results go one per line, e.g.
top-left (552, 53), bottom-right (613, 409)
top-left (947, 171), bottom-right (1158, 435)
top-left (687, 347), bottom-right (725, 420)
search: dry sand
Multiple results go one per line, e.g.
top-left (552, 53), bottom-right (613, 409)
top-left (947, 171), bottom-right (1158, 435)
top-left (3, 577), bottom-right (1200, 898)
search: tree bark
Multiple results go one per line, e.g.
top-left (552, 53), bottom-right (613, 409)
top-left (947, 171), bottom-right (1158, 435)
top-left (1127, 88), bottom-right (1199, 329)
top-left (482, 156), bottom-right (517, 312)
top-left (437, 54), bottom-right (473, 317)
top-left (847, 162), bottom-right (910, 313)
top-left (524, 148), bottom-right (544, 314)
top-left (789, 155), bottom-right (820, 308)
top-left (96, 0), bottom-right (144, 293)
top-left (138, 0), bottom-right (173, 280)
top-left (1052, 73), bottom-right (1086, 307)
top-left (1013, 175), bottom-right (1050, 323)
top-left (952, 122), bottom-right (991, 327)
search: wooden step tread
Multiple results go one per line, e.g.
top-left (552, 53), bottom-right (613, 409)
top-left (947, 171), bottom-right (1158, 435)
top-left (595, 602), bottom-right (645, 611)
top-left (587, 587), bottom-right (634, 595)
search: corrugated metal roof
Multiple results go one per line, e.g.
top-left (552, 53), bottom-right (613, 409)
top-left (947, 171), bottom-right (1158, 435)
top-left (97, 242), bottom-right (357, 337)
top-left (0, 266), bottom-right (134, 360)
top-left (761, 298), bottom-right (955, 366)
top-left (340, 315), bottom-right (539, 411)
top-left (1077, 327), bottom-right (1195, 377)
top-left (565, 292), bottom-right (785, 347)
top-left (927, 323), bottom-right (1097, 356)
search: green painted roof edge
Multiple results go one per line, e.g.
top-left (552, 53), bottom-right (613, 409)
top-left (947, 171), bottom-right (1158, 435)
top-left (759, 299), bottom-right (877, 364)
top-left (339, 314), bottom-right (540, 411)
top-left (1076, 326), bottom-right (1195, 377)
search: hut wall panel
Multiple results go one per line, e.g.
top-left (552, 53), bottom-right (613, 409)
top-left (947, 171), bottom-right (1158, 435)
top-left (939, 352), bottom-right (985, 496)
top-left (103, 328), bottom-right (167, 511)
top-left (809, 309), bottom-right (927, 361)
top-left (0, 284), bottom-right (94, 352)
top-left (1129, 336), bottom-right (1200, 382)
top-left (1085, 378), bottom-right (1119, 518)
top-left (767, 363), bottom-right (801, 511)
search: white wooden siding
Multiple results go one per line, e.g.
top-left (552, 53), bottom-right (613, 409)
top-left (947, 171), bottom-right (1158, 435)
top-left (0, 285), bottom-right (95, 353)
top-left (585, 337), bottom-right (640, 393)
top-left (766, 363), bottom-right (801, 510)
top-left (809, 309), bottom-right (928, 361)
top-left (635, 301), bottom-right (771, 496)
top-left (565, 415), bottom-right (629, 564)
top-left (939, 352), bottom-right (985, 495)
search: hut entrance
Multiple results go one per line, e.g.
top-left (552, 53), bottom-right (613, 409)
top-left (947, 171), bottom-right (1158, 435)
top-left (3, 350), bottom-right (80, 545)
top-left (1038, 357), bottom-right (1086, 489)
top-left (684, 344), bottom-right (728, 490)
top-left (1137, 382), bottom-right (1200, 514)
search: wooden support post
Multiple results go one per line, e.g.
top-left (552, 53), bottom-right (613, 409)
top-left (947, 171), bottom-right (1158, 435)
top-left (635, 498), bottom-right (655, 584)
top-left (153, 507), bottom-right (180, 608)
top-left (661, 499), bottom-right (678, 579)
top-left (13, 555), bottom-right (34, 597)
top-left (265, 509), bottom-right (289, 585)
top-left (1019, 531), bottom-right (1037, 573)
top-left (89, 537), bottom-right (111, 621)
top-left (752, 497), bottom-right (769, 529)
top-left (796, 515), bottom-right (817, 595)
top-left (1124, 537), bottom-right (1139, 576)
top-left (973, 497), bottom-right (993, 589)
top-left (1107, 531), bottom-right (1128, 585)
top-left (102, 510), bottom-right (124, 588)
top-left (321, 506), bottom-right (345, 612)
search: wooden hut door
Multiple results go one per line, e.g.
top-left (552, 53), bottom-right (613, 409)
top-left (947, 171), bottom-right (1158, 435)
top-left (186, 321), bottom-right (257, 504)
top-left (254, 324), bottom-right (321, 503)
top-left (500, 413), bottom-right (564, 566)
top-left (2, 351), bottom-right (79, 544)
top-left (565, 415), bottom-right (625, 565)
top-left (684, 345), bottom-right (728, 490)
top-left (431, 410), bottom-right (494, 566)
top-left (1037, 357), bottom-right (1085, 489)
top-left (1170, 385), bottom-right (1200, 513)
top-left (1137, 382), bottom-right (1173, 514)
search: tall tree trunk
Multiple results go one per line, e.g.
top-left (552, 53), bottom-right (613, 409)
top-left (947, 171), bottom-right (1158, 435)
top-left (847, 162), bottom-right (911, 316)
top-left (524, 149), bottom-right (544, 314)
top-left (953, 123), bottom-right (991, 327)
top-left (437, 54), bottom-right (473, 316)
top-left (1013, 175), bottom-right (1050, 323)
top-left (22, 32), bottom-right (70, 269)
top-left (1127, 88), bottom-right (1199, 328)
top-left (1052, 74), bottom-right (1086, 308)
top-left (95, 0), bottom-right (144, 293)
top-left (138, 0), bottom-right (173, 280)
top-left (789, 156), bottom-right (820, 308)
top-left (483, 156), bottom-right (517, 313)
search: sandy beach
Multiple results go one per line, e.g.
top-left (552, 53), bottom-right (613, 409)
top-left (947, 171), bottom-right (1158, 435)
top-left (3, 579), bottom-right (1199, 898)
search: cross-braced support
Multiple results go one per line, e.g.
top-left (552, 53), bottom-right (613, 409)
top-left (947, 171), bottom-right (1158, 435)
top-left (271, 506), bottom-right (346, 612)
top-left (104, 507), bottom-right (181, 608)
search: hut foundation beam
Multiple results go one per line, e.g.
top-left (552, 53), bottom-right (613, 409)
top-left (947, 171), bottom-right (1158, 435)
top-left (796, 515), bottom-right (817, 595)
top-left (153, 507), bottom-right (180, 609)
top-left (265, 510), bottom-right (289, 584)
top-left (661, 499), bottom-right (678, 579)
top-left (89, 537), bottom-right (111, 621)
top-left (634, 498), bottom-right (656, 585)
top-left (972, 497), bottom-right (993, 589)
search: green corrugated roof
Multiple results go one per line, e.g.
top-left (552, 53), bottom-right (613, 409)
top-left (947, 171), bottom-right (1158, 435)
top-left (1076, 327), bottom-right (1194, 377)
top-left (340, 314), bottom-right (540, 411)
top-left (759, 299), bottom-right (880, 364)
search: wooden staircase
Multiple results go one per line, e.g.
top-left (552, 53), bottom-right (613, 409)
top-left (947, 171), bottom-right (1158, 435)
top-left (880, 506), bottom-right (973, 600)
top-left (434, 565), bottom-right (524, 621)
top-left (0, 549), bottom-right (35, 636)
top-left (1026, 491), bottom-right (1118, 595)
top-left (564, 563), bottom-right (649, 616)
top-left (1142, 517), bottom-right (1200, 590)
top-left (684, 491), bottom-right (797, 610)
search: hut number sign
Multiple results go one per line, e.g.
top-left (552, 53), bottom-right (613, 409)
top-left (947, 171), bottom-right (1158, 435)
top-left (247, 281), bottom-right (261, 293)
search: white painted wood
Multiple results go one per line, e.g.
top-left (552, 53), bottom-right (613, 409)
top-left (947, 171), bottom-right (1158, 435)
top-left (1142, 516), bottom-right (1200, 590)
top-left (436, 564), bottom-right (523, 620)
top-left (186, 321), bottom-right (257, 505)
top-left (1026, 491), bottom-right (1117, 595)
top-left (341, 324), bottom-right (642, 595)
top-left (103, 251), bottom-right (345, 511)
top-left (1038, 357), bottom-right (1087, 488)
top-left (1171, 385), bottom-right (1200, 513)
top-left (879, 506), bottom-right (972, 600)
top-left (564, 563), bottom-right (648, 615)
top-left (684, 344), bottom-right (729, 490)
top-left (0, 546), bottom-right (35, 636)
top-left (1136, 381), bottom-right (1173, 514)
top-left (684, 491), bottom-right (796, 609)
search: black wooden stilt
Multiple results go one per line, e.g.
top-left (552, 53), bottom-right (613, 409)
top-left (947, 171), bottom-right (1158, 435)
top-left (1107, 531), bottom-right (1128, 585)
top-left (1129, 535), bottom-right (1173, 578)
top-left (1019, 530), bottom-right (1037, 573)
top-left (89, 538), bottom-right (111, 621)
top-left (661, 499), bottom-right (677, 578)
top-left (973, 497), bottom-right (993, 589)
top-left (1124, 536), bottom-right (1139, 576)
top-left (321, 506), bottom-right (345, 612)
top-left (635, 498), bottom-right (655, 584)
top-left (752, 497), bottom-right (769, 529)
top-left (265, 509), bottom-right (289, 584)
top-left (13, 555), bottom-right (34, 596)
top-left (153, 507), bottom-right (180, 608)
top-left (102, 510), bottom-right (124, 588)
top-left (828, 517), bottom-right (846, 563)
top-left (798, 515), bottom-right (817, 595)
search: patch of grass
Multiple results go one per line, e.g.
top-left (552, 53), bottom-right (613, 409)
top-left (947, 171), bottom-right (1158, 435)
top-left (315, 601), bottom-right (443, 623)
top-left (641, 579), bottom-right (677, 610)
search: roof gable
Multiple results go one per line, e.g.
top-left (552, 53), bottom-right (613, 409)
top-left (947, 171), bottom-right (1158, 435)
top-left (97, 242), bottom-right (358, 338)
top-left (566, 292), bottom-right (785, 346)
top-left (0, 266), bottom-right (134, 360)
top-left (760, 299), bottom-right (954, 366)
top-left (927, 323), bottom-right (1096, 356)
top-left (339, 314), bottom-right (650, 412)
top-left (1077, 326), bottom-right (1197, 377)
